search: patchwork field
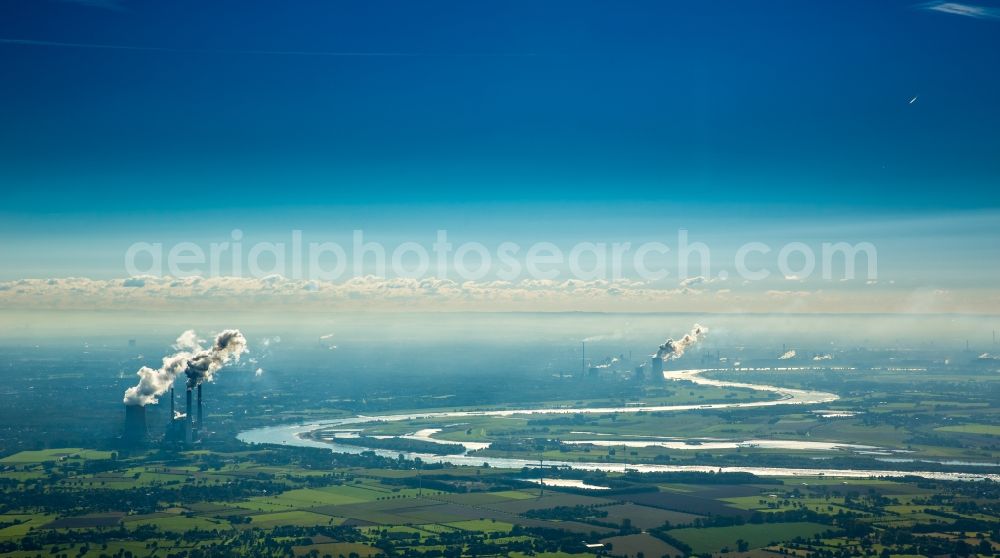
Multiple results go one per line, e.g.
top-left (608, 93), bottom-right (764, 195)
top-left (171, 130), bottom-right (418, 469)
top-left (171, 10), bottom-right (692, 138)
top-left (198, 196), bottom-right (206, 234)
top-left (668, 522), bottom-right (835, 554)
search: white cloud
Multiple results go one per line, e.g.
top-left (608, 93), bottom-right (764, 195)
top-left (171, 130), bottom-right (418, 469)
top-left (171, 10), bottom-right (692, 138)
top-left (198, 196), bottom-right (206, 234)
top-left (122, 278), bottom-right (146, 288)
top-left (0, 275), bottom-right (992, 314)
top-left (920, 2), bottom-right (1000, 20)
top-left (766, 289), bottom-right (812, 298)
top-left (678, 276), bottom-right (707, 288)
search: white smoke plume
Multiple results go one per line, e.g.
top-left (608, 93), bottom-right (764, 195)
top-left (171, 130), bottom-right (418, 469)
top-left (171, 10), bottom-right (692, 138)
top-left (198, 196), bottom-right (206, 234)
top-left (319, 333), bottom-right (338, 350)
top-left (778, 350), bottom-right (796, 360)
top-left (813, 353), bottom-right (833, 361)
top-left (592, 356), bottom-right (621, 369)
top-left (249, 336), bottom-right (279, 371)
top-left (655, 324), bottom-right (708, 361)
top-left (123, 329), bottom-right (249, 406)
top-left (173, 330), bottom-right (202, 351)
top-left (582, 331), bottom-right (625, 343)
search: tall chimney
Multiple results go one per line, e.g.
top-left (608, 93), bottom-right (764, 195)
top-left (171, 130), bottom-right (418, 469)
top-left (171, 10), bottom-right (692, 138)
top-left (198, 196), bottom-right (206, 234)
top-left (170, 387), bottom-right (175, 419)
top-left (197, 384), bottom-right (203, 431)
top-left (185, 388), bottom-right (193, 443)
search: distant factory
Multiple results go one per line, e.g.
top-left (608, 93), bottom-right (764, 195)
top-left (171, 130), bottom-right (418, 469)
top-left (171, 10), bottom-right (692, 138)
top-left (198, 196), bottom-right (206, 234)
top-left (122, 384), bottom-right (210, 447)
top-left (576, 325), bottom-right (712, 382)
top-left (119, 329), bottom-right (248, 448)
top-left (576, 351), bottom-right (669, 382)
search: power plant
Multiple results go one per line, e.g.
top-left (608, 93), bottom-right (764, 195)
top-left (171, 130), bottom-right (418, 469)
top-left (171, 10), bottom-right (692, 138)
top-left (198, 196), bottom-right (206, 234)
top-left (124, 384), bottom-right (209, 446)
top-left (120, 329), bottom-right (247, 447)
top-left (574, 325), bottom-right (708, 383)
top-left (164, 385), bottom-right (207, 445)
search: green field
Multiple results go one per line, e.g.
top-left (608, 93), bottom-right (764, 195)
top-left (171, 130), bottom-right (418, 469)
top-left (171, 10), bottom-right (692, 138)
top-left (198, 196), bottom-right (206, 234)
top-left (668, 522), bottom-right (835, 553)
top-left (0, 365), bottom-right (998, 557)
top-left (935, 423), bottom-right (1000, 436)
top-left (251, 510), bottom-right (344, 528)
top-left (0, 448), bottom-right (113, 464)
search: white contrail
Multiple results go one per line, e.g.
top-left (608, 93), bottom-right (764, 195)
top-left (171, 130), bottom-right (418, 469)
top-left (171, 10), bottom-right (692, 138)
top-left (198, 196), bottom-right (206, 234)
top-left (919, 2), bottom-right (1000, 20)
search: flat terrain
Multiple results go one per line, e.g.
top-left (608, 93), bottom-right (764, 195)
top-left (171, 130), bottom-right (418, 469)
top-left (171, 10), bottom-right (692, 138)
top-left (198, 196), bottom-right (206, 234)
top-left (0, 443), bottom-right (996, 558)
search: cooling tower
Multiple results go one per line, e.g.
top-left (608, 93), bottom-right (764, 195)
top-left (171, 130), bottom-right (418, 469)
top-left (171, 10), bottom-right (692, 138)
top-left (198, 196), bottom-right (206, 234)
top-left (123, 403), bottom-right (147, 444)
top-left (650, 356), bottom-right (663, 377)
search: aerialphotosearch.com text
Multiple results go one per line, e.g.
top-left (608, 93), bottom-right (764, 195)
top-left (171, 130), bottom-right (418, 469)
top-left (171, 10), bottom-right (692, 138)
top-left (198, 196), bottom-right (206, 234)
top-left (124, 229), bottom-right (877, 283)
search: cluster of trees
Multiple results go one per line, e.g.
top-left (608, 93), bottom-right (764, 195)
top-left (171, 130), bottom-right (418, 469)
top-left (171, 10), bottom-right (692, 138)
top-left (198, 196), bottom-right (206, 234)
top-left (330, 436), bottom-right (465, 456)
top-left (0, 477), bottom-right (290, 515)
top-left (622, 470), bottom-right (781, 485)
top-left (372, 527), bottom-right (535, 558)
top-left (524, 504), bottom-right (609, 522)
top-left (877, 529), bottom-right (996, 558)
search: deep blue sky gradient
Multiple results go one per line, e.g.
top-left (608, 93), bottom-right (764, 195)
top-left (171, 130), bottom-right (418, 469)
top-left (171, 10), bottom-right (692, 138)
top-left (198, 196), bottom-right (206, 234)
top-left (2, 0), bottom-right (1000, 214)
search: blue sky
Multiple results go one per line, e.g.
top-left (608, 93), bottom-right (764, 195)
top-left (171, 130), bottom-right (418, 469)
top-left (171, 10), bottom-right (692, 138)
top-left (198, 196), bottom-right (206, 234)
top-left (1, 0), bottom-right (999, 312)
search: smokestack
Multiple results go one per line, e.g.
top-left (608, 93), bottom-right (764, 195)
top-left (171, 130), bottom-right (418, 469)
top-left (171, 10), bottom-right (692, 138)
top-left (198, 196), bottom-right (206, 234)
top-left (123, 329), bottom-right (248, 407)
top-left (170, 387), bottom-right (174, 418)
top-left (197, 384), bottom-right (203, 431)
top-left (649, 324), bottom-right (707, 378)
top-left (581, 341), bottom-right (586, 378)
top-left (185, 388), bottom-right (193, 443)
top-left (650, 356), bottom-right (663, 377)
top-left (123, 403), bottom-right (147, 445)
top-left (654, 324), bottom-right (708, 361)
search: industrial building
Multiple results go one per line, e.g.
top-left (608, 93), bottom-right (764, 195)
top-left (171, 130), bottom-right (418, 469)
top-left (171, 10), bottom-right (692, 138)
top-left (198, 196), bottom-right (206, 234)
top-left (165, 385), bottom-right (207, 444)
top-left (125, 383), bottom-right (208, 446)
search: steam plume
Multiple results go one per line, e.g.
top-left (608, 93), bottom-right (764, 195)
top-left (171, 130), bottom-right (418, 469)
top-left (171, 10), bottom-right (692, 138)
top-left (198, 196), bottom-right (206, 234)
top-left (592, 356), bottom-right (621, 369)
top-left (655, 324), bottom-right (708, 361)
top-left (778, 350), bottom-right (796, 360)
top-left (123, 329), bottom-right (248, 406)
